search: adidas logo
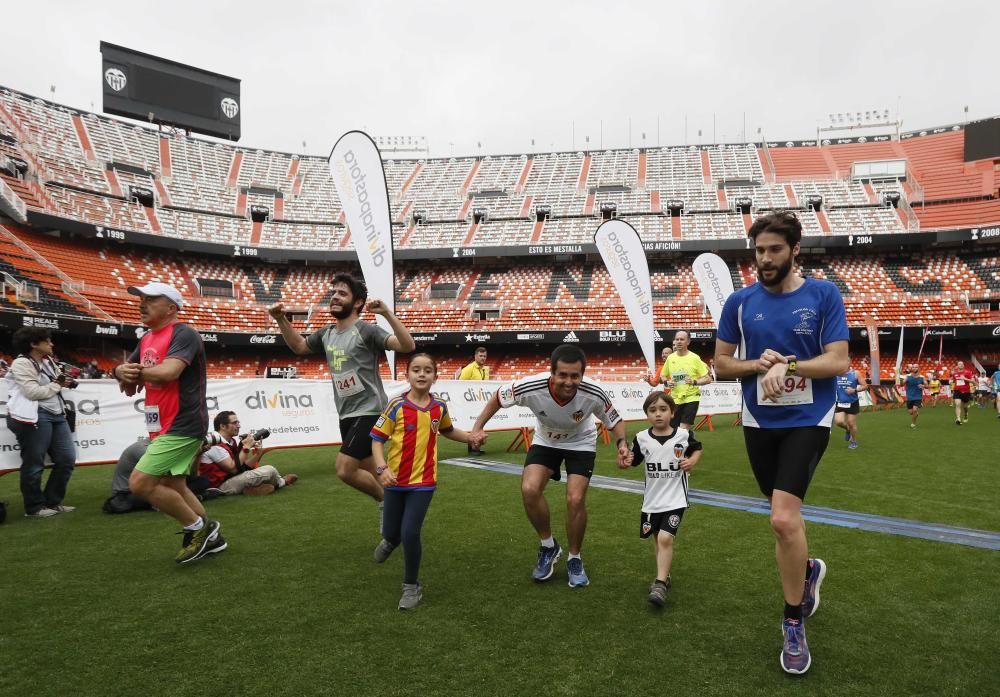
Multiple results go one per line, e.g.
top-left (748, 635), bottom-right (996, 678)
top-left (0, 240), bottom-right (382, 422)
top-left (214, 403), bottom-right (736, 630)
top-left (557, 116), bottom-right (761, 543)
top-left (563, 331), bottom-right (579, 343)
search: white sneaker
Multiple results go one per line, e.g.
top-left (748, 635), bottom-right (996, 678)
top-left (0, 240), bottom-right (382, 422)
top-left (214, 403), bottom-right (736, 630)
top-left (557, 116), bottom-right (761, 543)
top-left (49, 504), bottom-right (76, 513)
top-left (25, 508), bottom-right (59, 518)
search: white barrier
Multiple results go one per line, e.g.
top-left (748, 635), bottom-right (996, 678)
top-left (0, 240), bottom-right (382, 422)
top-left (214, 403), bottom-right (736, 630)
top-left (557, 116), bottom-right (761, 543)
top-left (0, 379), bottom-right (743, 471)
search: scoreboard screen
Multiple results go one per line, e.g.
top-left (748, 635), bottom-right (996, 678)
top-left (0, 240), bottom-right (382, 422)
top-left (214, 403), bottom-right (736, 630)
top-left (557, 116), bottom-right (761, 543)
top-left (964, 117), bottom-right (1000, 162)
top-left (100, 41), bottom-right (241, 140)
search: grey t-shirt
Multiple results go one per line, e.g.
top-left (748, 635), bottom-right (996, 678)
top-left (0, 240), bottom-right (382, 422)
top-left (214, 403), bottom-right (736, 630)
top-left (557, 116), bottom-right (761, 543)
top-left (306, 320), bottom-right (391, 419)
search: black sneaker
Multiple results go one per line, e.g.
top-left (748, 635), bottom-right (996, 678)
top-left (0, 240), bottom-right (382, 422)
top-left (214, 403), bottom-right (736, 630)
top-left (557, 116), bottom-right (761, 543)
top-left (205, 531), bottom-right (228, 555)
top-left (176, 518), bottom-right (221, 564)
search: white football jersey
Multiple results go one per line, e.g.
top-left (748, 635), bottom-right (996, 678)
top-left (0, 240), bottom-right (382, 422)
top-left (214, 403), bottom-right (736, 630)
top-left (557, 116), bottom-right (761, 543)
top-left (497, 372), bottom-right (622, 452)
top-left (631, 428), bottom-right (701, 512)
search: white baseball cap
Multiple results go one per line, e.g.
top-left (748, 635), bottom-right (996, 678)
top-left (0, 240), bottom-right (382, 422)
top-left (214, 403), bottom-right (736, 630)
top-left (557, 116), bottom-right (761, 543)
top-left (127, 282), bottom-right (184, 308)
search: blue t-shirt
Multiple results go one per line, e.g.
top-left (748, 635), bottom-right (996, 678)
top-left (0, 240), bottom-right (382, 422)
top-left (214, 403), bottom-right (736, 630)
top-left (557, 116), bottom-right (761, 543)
top-left (718, 278), bottom-right (849, 428)
top-left (836, 370), bottom-right (860, 404)
top-left (904, 374), bottom-right (925, 401)
top-left (992, 371), bottom-right (1000, 391)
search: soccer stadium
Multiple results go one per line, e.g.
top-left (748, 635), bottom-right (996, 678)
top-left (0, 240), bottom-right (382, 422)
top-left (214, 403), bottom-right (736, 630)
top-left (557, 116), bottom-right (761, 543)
top-left (1, 4), bottom-right (997, 696)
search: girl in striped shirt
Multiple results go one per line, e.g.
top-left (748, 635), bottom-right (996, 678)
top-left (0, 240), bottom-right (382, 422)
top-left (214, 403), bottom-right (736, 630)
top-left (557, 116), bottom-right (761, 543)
top-left (370, 353), bottom-right (478, 610)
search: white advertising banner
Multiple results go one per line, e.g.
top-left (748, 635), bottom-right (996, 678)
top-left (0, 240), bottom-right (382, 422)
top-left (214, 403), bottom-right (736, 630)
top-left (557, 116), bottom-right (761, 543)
top-left (329, 131), bottom-right (396, 377)
top-left (0, 379), bottom-right (744, 471)
top-left (594, 219), bottom-right (656, 375)
top-left (692, 253), bottom-right (735, 328)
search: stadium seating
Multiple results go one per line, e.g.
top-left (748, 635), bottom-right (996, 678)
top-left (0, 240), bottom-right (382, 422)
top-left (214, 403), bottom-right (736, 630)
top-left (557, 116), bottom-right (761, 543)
top-left (3, 86), bottom-right (999, 252)
top-left (3, 223), bottom-right (992, 332)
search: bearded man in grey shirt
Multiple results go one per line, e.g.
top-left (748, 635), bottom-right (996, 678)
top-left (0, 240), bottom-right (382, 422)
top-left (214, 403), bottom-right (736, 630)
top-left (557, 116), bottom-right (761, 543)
top-left (269, 273), bottom-right (415, 508)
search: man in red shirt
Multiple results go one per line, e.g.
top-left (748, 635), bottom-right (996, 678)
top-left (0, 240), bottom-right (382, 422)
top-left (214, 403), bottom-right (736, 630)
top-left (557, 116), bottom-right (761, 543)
top-left (114, 282), bottom-right (223, 564)
top-left (951, 360), bottom-right (975, 425)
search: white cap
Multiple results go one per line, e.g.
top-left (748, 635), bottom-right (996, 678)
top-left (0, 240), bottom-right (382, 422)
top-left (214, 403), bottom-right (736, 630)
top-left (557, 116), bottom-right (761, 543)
top-left (127, 282), bottom-right (184, 308)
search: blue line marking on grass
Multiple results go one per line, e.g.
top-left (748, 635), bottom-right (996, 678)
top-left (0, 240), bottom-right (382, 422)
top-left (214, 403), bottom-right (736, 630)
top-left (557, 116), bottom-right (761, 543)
top-left (442, 457), bottom-right (1000, 551)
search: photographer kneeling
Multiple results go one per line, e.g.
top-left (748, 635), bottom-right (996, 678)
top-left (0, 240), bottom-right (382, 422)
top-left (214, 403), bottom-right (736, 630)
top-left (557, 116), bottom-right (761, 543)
top-left (5, 327), bottom-right (77, 518)
top-left (199, 411), bottom-right (298, 496)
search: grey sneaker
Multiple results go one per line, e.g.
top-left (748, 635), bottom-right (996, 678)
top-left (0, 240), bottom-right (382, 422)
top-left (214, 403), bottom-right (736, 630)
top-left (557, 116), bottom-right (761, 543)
top-left (25, 508), bottom-right (59, 518)
top-left (399, 582), bottom-right (423, 610)
top-left (374, 538), bottom-right (397, 563)
top-left (648, 578), bottom-right (672, 607)
top-left (49, 504), bottom-right (76, 513)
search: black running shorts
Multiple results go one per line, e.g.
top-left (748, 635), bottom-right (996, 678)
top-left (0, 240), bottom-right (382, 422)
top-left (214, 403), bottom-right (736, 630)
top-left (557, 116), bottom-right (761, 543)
top-left (640, 508), bottom-right (686, 538)
top-left (954, 392), bottom-right (972, 403)
top-left (835, 401), bottom-right (860, 415)
top-left (670, 401), bottom-right (699, 428)
top-left (340, 414), bottom-right (381, 460)
top-left (524, 444), bottom-right (596, 481)
top-left (906, 399), bottom-right (923, 410)
top-left (743, 426), bottom-right (830, 501)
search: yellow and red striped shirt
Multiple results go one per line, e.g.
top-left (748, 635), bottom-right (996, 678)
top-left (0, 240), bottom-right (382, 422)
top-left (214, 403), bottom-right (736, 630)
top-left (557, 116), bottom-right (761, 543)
top-left (370, 393), bottom-right (453, 488)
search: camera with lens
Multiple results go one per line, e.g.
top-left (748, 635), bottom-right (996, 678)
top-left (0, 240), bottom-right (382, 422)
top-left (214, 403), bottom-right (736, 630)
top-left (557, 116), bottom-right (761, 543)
top-left (240, 428), bottom-right (271, 443)
top-left (204, 432), bottom-right (224, 446)
top-left (56, 362), bottom-right (80, 389)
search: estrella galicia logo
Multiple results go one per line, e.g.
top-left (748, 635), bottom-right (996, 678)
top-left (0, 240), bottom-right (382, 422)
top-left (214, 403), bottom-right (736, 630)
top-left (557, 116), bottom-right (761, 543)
top-left (220, 98), bottom-right (239, 119)
top-left (104, 68), bottom-right (127, 92)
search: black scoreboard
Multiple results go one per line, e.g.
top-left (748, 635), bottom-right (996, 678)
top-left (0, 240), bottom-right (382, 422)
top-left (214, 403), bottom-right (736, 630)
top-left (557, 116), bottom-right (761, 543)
top-left (100, 42), bottom-right (241, 140)
top-left (964, 117), bottom-right (1000, 162)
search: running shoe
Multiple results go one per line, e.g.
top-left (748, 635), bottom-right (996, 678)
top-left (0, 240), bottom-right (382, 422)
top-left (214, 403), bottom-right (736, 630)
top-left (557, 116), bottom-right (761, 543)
top-left (801, 558), bottom-right (827, 618)
top-left (566, 557), bottom-right (590, 588)
top-left (176, 518), bottom-right (220, 564)
top-left (648, 578), bottom-right (671, 607)
top-left (532, 540), bottom-right (562, 582)
top-left (205, 531), bottom-right (228, 555)
top-left (399, 582), bottom-right (423, 610)
top-left (848, 441), bottom-right (858, 450)
top-left (374, 538), bottom-right (397, 563)
top-left (780, 618), bottom-right (811, 674)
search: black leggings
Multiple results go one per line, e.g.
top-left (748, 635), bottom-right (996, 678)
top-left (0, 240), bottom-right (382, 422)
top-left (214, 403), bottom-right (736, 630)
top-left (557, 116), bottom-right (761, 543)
top-left (382, 488), bottom-right (435, 584)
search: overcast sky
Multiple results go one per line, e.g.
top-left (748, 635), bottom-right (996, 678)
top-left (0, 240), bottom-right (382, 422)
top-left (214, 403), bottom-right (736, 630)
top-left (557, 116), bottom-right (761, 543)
top-left (5, 1), bottom-right (998, 158)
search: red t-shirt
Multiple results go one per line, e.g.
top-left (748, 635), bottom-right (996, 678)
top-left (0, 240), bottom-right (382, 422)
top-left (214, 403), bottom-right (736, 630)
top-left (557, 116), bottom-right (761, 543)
top-left (129, 322), bottom-right (208, 439)
top-left (952, 369), bottom-right (975, 394)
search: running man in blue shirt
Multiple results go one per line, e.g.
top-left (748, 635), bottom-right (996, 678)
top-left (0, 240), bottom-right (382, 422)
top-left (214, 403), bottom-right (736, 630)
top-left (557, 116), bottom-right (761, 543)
top-left (715, 212), bottom-right (850, 675)
top-left (834, 364), bottom-right (868, 448)
top-left (903, 365), bottom-right (926, 429)
top-left (992, 365), bottom-right (1000, 419)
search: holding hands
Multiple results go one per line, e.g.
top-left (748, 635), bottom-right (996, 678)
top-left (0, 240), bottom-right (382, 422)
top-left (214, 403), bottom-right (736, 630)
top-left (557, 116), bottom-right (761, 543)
top-left (467, 430), bottom-right (488, 451)
top-left (615, 439), bottom-right (631, 468)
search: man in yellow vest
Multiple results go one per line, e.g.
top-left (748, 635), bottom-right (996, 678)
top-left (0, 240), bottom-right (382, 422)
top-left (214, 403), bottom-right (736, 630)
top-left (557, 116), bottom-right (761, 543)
top-left (459, 346), bottom-right (490, 381)
top-left (459, 346), bottom-right (490, 454)
top-left (659, 330), bottom-right (712, 429)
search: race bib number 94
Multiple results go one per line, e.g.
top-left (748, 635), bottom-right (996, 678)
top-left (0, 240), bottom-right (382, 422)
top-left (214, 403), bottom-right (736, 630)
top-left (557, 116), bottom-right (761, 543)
top-left (757, 375), bottom-right (814, 406)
